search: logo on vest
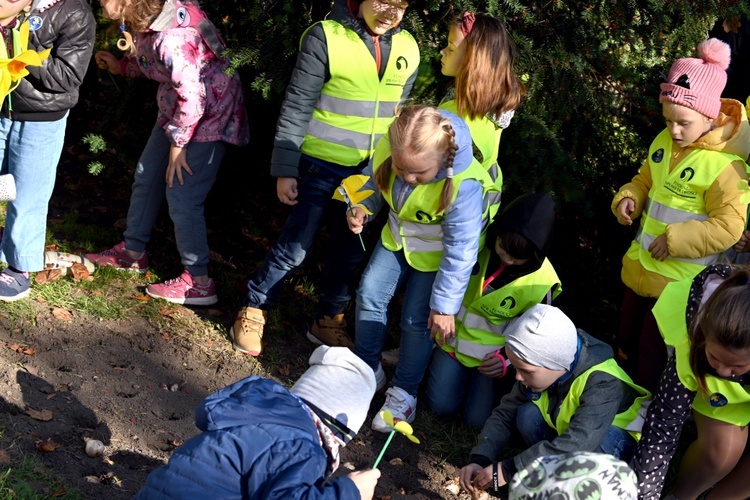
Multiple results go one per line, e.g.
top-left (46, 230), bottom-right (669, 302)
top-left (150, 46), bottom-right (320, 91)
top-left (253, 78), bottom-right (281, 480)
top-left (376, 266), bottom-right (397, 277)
top-left (651, 148), bottom-right (664, 163)
top-left (396, 56), bottom-right (408, 71)
top-left (500, 296), bottom-right (516, 310)
top-left (664, 167), bottom-right (698, 199)
top-left (680, 167), bottom-right (695, 182)
top-left (415, 210), bottom-right (440, 223)
top-left (139, 55), bottom-right (149, 69)
top-left (708, 392), bottom-right (728, 407)
top-left (28, 16), bottom-right (43, 31)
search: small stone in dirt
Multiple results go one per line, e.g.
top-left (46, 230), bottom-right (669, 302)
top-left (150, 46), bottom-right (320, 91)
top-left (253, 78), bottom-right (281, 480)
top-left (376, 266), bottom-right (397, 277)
top-left (170, 384), bottom-right (179, 392)
top-left (84, 475), bottom-right (101, 484)
top-left (342, 462), bottom-right (355, 471)
top-left (388, 457), bottom-right (404, 466)
top-left (85, 439), bottom-right (105, 457)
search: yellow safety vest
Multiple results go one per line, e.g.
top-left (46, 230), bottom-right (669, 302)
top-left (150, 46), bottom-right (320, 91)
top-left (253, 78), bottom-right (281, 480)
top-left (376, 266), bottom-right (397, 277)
top-left (653, 276), bottom-right (750, 426)
top-left (625, 129), bottom-right (744, 281)
top-left (533, 358), bottom-right (651, 441)
top-left (439, 100), bottom-right (503, 221)
top-left (300, 21), bottom-right (420, 166)
top-left (443, 250), bottom-right (561, 367)
top-left (372, 135), bottom-right (496, 272)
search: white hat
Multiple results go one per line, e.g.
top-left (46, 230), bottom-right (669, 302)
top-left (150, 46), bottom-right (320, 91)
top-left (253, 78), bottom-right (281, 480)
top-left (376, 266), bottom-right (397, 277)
top-left (505, 305), bottom-right (578, 371)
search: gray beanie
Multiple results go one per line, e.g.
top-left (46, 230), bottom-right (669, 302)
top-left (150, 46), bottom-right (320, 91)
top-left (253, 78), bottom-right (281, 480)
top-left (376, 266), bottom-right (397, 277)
top-left (291, 346), bottom-right (376, 439)
top-left (509, 452), bottom-right (637, 500)
top-left (505, 304), bottom-right (577, 371)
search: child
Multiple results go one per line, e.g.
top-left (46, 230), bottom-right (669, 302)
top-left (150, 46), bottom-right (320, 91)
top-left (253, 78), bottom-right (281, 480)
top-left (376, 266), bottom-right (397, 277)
top-left (87, 0), bottom-right (249, 305)
top-left (439, 11), bottom-right (524, 218)
top-left (612, 38), bottom-right (750, 392)
top-left (229, 0), bottom-right (419, 355)
top-left (633, 264), bottom-right (750, 499)
top-left (347, 105), bottom-right (497, 431)
top-left (0, 0), bottom-right (95, 301)
top-left (459, 304), bottom-right (650, 494)
top-left (135, 346), bottom-right (381, 499)
top-left (425, 192), bottom-right (561, 428)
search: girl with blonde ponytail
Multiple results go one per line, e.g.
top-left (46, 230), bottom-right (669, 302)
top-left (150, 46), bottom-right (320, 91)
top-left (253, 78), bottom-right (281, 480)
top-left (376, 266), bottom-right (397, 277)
top-left (347, 104), bottom-right (497, 432)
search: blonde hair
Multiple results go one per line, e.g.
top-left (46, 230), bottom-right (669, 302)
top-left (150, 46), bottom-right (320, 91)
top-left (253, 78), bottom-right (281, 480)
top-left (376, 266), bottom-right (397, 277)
top-left (375, 106), bottom-right (458, 213)
top-left (454, 14), bottom-right (525, 121)
top-left (111, 0), bottom-right (166, 55)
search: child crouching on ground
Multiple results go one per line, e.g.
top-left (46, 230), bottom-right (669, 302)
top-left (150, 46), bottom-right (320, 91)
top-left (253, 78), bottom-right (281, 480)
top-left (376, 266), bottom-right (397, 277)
top-left (459, 304), bottom-right (650, 495)
top-left (135, 346), bottom-right (380, 499)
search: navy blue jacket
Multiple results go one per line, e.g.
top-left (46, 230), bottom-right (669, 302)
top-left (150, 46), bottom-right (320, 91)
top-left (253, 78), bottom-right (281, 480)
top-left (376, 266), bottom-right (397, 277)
top-left (135, 377), bottom-right (360, 499)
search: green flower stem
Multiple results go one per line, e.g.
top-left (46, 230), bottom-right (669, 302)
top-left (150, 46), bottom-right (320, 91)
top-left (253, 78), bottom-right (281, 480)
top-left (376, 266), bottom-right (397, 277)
top-left (372, 430), bottom-right (396, 468)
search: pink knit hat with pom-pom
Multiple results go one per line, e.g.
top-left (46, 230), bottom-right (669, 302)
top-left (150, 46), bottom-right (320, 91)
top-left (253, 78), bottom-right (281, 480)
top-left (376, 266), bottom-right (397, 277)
top-left (659, 38), bottom-right (731, 119)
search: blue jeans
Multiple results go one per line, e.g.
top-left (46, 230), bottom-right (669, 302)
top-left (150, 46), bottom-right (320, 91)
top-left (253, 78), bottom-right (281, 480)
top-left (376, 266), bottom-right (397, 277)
top-left (124, 124), bottom-right (226, 277)
top-left (0, 113), bottom-right (68, 271)
top-left (425, 347), bottom-right (501, 428)
top-left (354, 241), bottom-right (436, 396)
top-left (244, 157), bottom-right (367, 317)
top-left (516, 401), bottom-right (638, 462)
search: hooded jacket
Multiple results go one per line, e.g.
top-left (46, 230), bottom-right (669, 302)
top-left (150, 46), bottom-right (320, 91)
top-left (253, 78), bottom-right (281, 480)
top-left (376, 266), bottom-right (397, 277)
top-left (469, 330), bottom-right (642, 481)
top-left (270, 0), bottom-right (418, 178)
top-left (612, 98), bottom-right (750, 298)
top-left (3, 0), bottom-right (94, 121)
top-left (134, 376), bottom-right (360, 499)
top-left (118, 0), bottom-right (249, 148)
top-left (356, 110), bottom-right (486, 315)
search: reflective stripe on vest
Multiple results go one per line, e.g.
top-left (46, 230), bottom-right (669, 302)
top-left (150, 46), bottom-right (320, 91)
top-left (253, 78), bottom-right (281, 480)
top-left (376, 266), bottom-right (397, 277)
top-left (654, 276), bottom-right (750, 426)
top-left (300, 21), bottom-right (420, 166)
top-left (533, 358), bottom-right (651, 441)
top-left (373, 133), bottom-right (497, 272)
top-left (625, 128), bottom-right (742, 282)
top-left (443, 253), bottom-right (562, 367)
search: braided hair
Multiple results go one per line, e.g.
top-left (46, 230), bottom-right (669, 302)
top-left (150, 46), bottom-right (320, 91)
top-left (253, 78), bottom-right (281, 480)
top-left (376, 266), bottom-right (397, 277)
top-left (374, 105), bottom-right (459, 213)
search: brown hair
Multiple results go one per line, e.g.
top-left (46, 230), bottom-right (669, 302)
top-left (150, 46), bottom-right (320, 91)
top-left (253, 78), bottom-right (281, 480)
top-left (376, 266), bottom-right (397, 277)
top-left (689, 267), bottom-right (750, 395)
top-left (374, 105), bottom-right (458, 213)
top-left (453, 14), bottom-right (526, 120)
top-left (113, 0), bottom-right (165, 34)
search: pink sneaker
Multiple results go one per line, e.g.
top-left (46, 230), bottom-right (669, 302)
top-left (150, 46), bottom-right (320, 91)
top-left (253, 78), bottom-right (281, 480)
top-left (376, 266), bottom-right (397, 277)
top-left (85, 242), bottom-right (148, 272)
top-left (146, 270), bottom-right (218, 306)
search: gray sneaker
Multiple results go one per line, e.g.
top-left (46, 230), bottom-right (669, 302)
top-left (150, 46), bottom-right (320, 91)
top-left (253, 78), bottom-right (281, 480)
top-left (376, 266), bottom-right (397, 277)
top-left (0, 268), bottom-right (30, 302)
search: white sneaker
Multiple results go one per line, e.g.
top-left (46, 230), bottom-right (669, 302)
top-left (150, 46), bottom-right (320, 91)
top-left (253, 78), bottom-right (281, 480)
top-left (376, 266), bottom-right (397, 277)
top-left (374, 363), bottom-right (386, 392)
top-left (371, 387), bottom-right (416, 433)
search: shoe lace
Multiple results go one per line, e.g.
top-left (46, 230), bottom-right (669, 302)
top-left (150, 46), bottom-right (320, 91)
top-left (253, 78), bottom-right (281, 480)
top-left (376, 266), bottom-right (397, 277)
top-left (384, 389), bottom-right (412, 414)
top-left (0, 273), bottom-right (15, 285)
top-left (163, 275), bottom-right (188, 287)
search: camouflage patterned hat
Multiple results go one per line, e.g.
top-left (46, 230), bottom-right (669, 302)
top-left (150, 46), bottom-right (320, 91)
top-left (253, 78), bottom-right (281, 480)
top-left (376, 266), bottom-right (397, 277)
top-left (509, 452), bottom-right (637, 500)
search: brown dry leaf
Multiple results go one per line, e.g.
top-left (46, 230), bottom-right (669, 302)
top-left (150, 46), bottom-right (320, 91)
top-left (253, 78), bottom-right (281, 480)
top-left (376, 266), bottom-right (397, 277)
top-left (131, 294), bottom-right (150, 302)
top-left (34, 438), bottom-right (60, 452)
top-left (206, 308), bottom-right (222, 316)
top-left (51, 307), bottom-right (73, 322)
top-left (23, 365), bottom-right (38, 376)
top-left (161, 332), bottom-right (170, 341)
top-left (389, 457), bottom-right (404, 466)
top-left (723, 16), bottom-right (742, 34)
top-left (92, 289), bottom-right (104, 296)
top-left (46, 393), bottom-right (57, 400)
top-left (0, 340), bottom-right (35, 356)
top-left (159, 306), bottom-right (181, 318)
top-left (50, 486), bottom-right (67, 497)
top-left (44, 243), bottom-right (59, 251)
top-left (0, 449), bottom-right (10, 465)
top-left (26, 408), bottom-right (54, 421)
top-left (70, 262), bottom-right (90, 282)
top-left (35, 269), bottom-right (63, 284)
top-left (277, 364), bottom-right (291, 377)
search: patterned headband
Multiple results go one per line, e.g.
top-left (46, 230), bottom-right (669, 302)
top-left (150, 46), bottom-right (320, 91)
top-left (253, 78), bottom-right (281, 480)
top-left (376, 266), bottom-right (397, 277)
top-left (461, 11), bottom-right (475, 37)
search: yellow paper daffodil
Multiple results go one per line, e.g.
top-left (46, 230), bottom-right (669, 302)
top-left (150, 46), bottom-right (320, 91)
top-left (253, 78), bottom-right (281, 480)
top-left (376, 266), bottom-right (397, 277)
top-left (332, 174), bottom-right (374, 215)
top-left (379, 410), bottom-right (420, 443)
top-left (0, 21), bottom-right (51, 103)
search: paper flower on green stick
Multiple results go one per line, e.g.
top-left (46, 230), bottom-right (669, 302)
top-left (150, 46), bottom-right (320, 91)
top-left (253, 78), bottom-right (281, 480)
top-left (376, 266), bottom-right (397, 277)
top-left (333, 174), bottom-right (374, 215)
top-left (0, 21), bottom-right (51, 103)
top-left (737, 179), bottom-right (750, 205)
top-left (372, 410), bottom-right (420, 468)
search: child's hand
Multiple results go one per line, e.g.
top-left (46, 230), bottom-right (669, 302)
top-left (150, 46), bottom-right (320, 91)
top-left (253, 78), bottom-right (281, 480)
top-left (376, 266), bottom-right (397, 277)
top-left (459, 463), bottom-right (484, 493)
top-left (94, 51), bottom-right (121, 75)
top-left (347, 206), bottom-right (367, 234)
top-left (478, 351), bottom-right (507, 378)
top-left (166, 145), bottom-right (192, 188)
top-left (347, 469), bottom-right (381, 500)
top-left (734, 230), bottom-right (750, 253)
top-left (648, 233), bottom-right (670, 261)
top-left (277, 177), bottom-right (298, 206)
top-left (616, 198), bottom-right (635, 225)
top-left (472, 463), bottom-right (506, 491)
top-left (428, 310), bottom-right (455, 345)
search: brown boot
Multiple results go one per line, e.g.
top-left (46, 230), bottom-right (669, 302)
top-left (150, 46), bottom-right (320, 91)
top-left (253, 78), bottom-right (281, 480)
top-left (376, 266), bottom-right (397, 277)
top-left (306, 313), bottom-right (354, 348)
top-left (229, 307), bottom-right (266, 356)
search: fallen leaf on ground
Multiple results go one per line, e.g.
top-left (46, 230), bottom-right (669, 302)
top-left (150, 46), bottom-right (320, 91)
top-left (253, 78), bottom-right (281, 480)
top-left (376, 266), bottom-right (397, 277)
top-left (277, 364), bottom-right (291, 377)
top-left (50, 486), bottom-right (67, 497)
top-left (0, 340), bottom-right (35, 356)
top-left (159, 307), bottom-right (181, 318)
top-left (389, 457), bottom-right (404, 466)
top-left (35, 269), bottom-right (63, 284)
top-left (70, 262), bottom-right (90, 282)
top-left (161, 332), bottom-right (170, 341)
top-left (26, 408), bottom-right (54, 421)
top-left (0, 449), bottom-right (10, 464)
top-left (131, 294), bottom-right (149, 301)
top-left (44, 243), bottom-right (59, 251)
top-left (46, 393), bottom-right (56, 400)
top-left (51, 307), bottom-right (73, 322)
top-left (35, 438), bottom-right (60, 452)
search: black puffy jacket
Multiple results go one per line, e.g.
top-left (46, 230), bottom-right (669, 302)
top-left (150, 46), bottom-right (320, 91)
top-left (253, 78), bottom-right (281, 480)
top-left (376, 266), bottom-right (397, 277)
top-left (3, 0), bottom-right (95, 121)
